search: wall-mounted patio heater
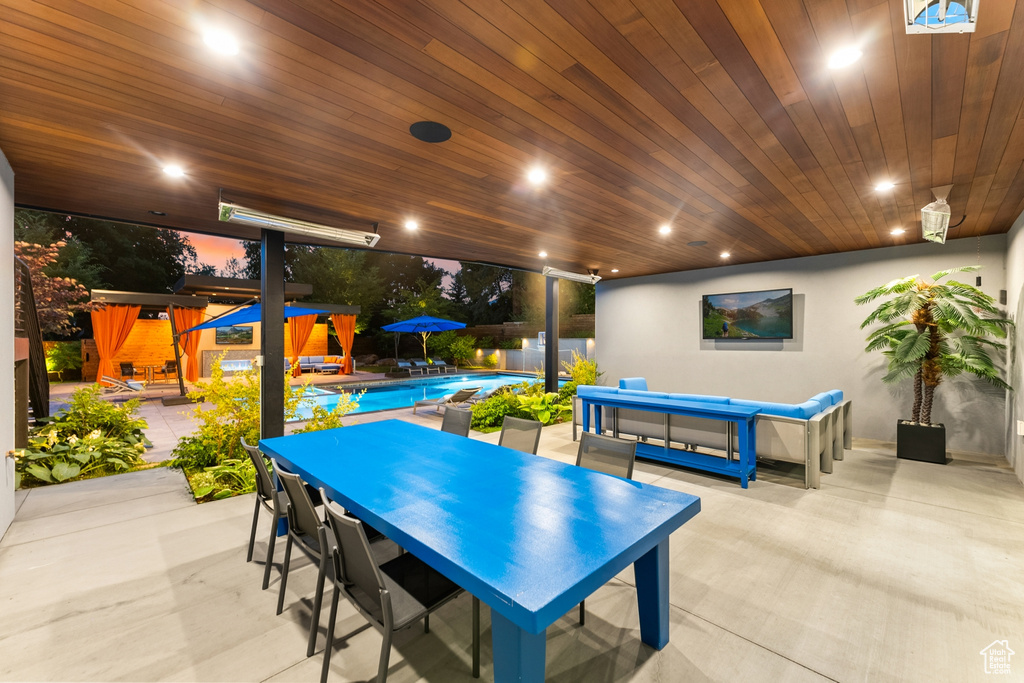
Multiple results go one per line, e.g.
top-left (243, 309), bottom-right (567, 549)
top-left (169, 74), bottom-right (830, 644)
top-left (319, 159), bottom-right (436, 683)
top-left (905, 0), bottom-right (978, 34)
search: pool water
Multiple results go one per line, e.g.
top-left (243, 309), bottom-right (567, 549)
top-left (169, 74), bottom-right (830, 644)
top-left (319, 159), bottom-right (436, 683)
top-left (294, 373), bottom-right (562, 418)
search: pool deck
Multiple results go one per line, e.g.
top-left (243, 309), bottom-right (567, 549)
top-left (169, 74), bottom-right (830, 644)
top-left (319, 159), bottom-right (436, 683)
top-left (46, 369), bottom-right (527, 463)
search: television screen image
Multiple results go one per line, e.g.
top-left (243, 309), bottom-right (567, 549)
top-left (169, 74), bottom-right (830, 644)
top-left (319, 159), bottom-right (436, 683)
top-left (215, 325), bottom-right (254, 345)
top-left (702, 288), bottom-right (793, 340)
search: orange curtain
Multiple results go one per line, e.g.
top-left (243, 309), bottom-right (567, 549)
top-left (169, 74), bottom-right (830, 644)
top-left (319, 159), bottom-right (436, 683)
top-left (171, 307), bottom-right (205, 383)
top-left (331, 314), bottom-right (357, 374)
top-left (289, 314), bottom-right (317, 377)
top-left (91, 305), bottom-right (140, 384)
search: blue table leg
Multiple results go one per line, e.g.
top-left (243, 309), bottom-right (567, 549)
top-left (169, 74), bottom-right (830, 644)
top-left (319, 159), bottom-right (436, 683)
top-left (582, 399), bottom-right (591, 434)
top-left (491, 611), bottom-right (546, 683)
top-left (634, 537), bottom-right (670, 650)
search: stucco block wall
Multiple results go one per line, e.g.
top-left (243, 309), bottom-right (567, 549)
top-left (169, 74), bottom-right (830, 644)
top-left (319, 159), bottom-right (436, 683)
top-left (596, 235), bottom-right (1010, 456)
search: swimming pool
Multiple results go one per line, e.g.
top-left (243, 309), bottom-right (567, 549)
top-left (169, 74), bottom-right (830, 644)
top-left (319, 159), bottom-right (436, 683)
top-left (294, 373), bottom-right (562, 418)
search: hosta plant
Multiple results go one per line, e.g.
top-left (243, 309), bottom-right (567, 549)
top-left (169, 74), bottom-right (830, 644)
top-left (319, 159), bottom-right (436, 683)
top-left (855, 266), bottom-right (1012, 424)
top-left (517, 392), bottom-right (572, 425)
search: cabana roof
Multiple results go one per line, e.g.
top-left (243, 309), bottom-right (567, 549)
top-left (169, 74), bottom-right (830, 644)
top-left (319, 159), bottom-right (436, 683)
top-left (90, 290), bottom-right (209, 311)
top-left (173, 275), bottom-right (312, 302)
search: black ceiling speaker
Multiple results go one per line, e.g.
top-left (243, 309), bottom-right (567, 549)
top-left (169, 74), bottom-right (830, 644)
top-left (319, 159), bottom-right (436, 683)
top-left (409, 121), bottom-right (452, 143)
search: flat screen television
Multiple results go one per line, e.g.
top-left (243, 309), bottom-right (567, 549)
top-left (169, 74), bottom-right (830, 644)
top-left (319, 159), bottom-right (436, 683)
top-left (215, 325), bottom-right (253, 345)
top-left (702, 288), bottom-right (793, 340)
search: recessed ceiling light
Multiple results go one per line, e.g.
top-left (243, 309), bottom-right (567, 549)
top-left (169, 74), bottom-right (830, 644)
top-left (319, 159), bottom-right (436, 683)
top-left (538, 251), bottom-right (547, 258)
top-left (720, 251), bottom-right (731, 259)
top-left (659, 224), bottom-right (671, 235)
top-left (875, 181), bottom-right (895, 192)
top-left (148, 210), bottom-right (167, 216)
top-left (404, 220), bottom-right (418, 230)
top-left (527, 167), bottom-right (547, 186)
top-left (828, 46), bottom-right (862, 69)
top-left (890, 227), bottom-right (905, 235)
top-left (610, 268), bottom-right (619, 273)
top-left (162, 165), bottom-right (185, 178)
top-left (203, 27), bottom-right (239, 55)
top-left (687, 240), bottom-right (707, 247)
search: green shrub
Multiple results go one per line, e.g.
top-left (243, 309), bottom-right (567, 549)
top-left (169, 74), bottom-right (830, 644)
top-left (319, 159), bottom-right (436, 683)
top-left (190, 458), bottom-right (257, 501)
top-left (482, 352), bottom-right (499, 369)
top-left (477, 336), bottom-right (494, 349)
top-left (561, 349), bottom-right (601, 386)
top-left (46, 341), bottom-right (82, 380)
top-left (449, 335), bottom-right (476, 367)
top-left (499, 338), bottom-right (522, 349)
top-left (293, 390), bottom-right (362, 434)
top-left (427, 330), bottom-right (458, 358)
top-left (517, 392), bottom-right (571, 425)
top-left (470, 391), bottom-right (529, 432)
top-left (169, 434), bottom-right (219, 471)
top-left (15, 385), bottom-right (149, 488)
top-left (557, 381), bottom-right (577, 404)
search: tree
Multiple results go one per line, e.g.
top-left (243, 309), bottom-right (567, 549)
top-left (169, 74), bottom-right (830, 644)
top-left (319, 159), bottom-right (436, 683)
top-left (288, 247), bottom-right (385, 332)
top-left (222, 256), bottom-right (247, 279)
top-left (14, 210), bottom-right (104, 290)
top-left (14, 240), bottom-right (96, 336)
top-left (855, 266), bottom-right (1012, 424)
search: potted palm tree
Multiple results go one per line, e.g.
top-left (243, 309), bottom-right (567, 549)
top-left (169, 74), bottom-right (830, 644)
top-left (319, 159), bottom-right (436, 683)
top-left (855, 266), bottom-right (1012, 463)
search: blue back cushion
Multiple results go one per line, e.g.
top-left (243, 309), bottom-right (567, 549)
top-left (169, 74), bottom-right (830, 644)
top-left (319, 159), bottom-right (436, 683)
top-left (827, 389), bottom-right (844, 404)
top-left (577, 385), bottom-right (618, 398)
top-left (619, 377), bottom-right (648, 391)
top-left (669, 393), bottom-right (731, 404)
top-left (619, 389), bottom-right (669, 399)
top-left (809, 392), bottom-right (833, 408)
top-left (731, 398), bottom-right (822, 420)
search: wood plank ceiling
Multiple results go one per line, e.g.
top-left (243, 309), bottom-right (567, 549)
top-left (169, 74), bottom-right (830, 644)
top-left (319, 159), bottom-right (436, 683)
top-left (1, 0), bottom-right (1022, 278)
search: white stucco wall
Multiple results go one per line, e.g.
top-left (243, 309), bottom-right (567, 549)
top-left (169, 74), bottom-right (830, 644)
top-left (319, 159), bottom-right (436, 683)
top-left (1004, 212), bottom-right (1024, 483)
top-left (0, 149), bottom-right (15, 540)
top-left (596, 235), bottom-right (1009, 456)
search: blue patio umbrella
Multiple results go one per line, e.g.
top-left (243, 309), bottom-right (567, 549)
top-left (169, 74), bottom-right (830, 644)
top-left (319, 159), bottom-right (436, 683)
top-left (180, 303), bottom-right (330, 333)
top-left (382, 315), bottom-right (466, 360)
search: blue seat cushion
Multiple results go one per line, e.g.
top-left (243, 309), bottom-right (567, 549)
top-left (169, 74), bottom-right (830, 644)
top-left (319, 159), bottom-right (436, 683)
top-left (669, 393), bottom-right (731, 404)
top-left (619, 377), bottom-right (648, 391)
top-left (306, 356), bottom-right (325, 364)
top-left (827, 389), bottom-right (844, 403)
top-left (730, 398), bottom-right (822, 420)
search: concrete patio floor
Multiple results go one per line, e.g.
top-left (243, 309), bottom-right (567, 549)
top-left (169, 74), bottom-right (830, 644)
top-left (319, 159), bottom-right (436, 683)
top-left (2, 416), bottom-right (1022, 682)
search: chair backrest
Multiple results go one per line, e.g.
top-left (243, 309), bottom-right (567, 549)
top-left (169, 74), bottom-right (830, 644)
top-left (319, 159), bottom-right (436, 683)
top-left (273, 463), bottom-right (322, 540)
top-left (164, 360), bottom-right (178, 372)
top-left (576, 432), bottom-right (636, 479)
top-left (447, 387), bottom-right (481, 404)
top-left (119, 362), bottom-right (134, 374)
top-left (432, 358), bottom-right (447, 366)
top-left (499, 416), bottom-right (542, 454)
top-left (411, 359), bottom-right (428, 367)
top-left (397, 360), bottom-right (411, 368)
top-left (441, 407), bottom-right (472, 437)
top-left (322, 496), bottom-right (387, 620)
top-left (240, 438), bottom-right (275, 503)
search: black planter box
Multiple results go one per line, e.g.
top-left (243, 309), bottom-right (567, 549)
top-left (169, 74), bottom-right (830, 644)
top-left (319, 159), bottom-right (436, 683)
top-left (896, 421), bottom-right (947, 464)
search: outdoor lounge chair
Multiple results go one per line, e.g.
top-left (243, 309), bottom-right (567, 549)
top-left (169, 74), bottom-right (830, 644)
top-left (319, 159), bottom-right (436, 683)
top-left (411, 358), bottom-right (440, 374)
top-left (396, 360), bottom-right (422, 376)
top-left (412, 387), bottom-right (481, 414)
top-left (100, 376), bottom-right (144, 394)
top-left (429, 358), bottom-right (457, 373)
top-left (466, 387), bottom-right (498, 404)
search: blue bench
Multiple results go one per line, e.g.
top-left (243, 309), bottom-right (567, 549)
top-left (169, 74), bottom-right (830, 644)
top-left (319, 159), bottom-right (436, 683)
top-left (576, 378), bottom-right (851, 489)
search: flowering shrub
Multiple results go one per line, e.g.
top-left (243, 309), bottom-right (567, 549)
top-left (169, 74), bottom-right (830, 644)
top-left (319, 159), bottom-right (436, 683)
top-left (14, 385), bottom-right (149, 488)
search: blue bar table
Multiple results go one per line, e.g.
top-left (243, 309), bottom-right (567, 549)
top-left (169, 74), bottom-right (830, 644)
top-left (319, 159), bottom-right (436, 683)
top-left (261, 420), bottom-right (701, 682)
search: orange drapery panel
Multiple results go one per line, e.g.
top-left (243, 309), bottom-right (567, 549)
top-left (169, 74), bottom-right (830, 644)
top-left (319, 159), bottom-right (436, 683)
top-left (91, 304), bottom-right (140, 385)
top-left (171, 307), bottom-right (205, 383)
top-left (331, 314), bottom-right (357, 374)
top-left (289, 314), bottom-right (317, 377)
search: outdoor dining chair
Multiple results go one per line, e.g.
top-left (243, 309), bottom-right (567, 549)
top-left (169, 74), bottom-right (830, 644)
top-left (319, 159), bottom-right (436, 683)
top-left (412, 387), bottom-right (481, 414)
top-left (119, 362), bottom-right (138, 380)
top-left (440, 407), bottom-right (472, 437)
top-left (498, 416), bottom-right (542, 455)
top-left (158, 359), bottom-right (178, 383)
top-left (573, 432), bottom-right (638, 625)
top-left (319, 491), bottom-right (480, 683)
top-left (241, 439), bottom-right (288, 591)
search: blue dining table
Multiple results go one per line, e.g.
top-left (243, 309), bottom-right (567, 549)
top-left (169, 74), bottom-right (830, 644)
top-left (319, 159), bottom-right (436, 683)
top-left (260, 419), bottom-right (701, 682)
